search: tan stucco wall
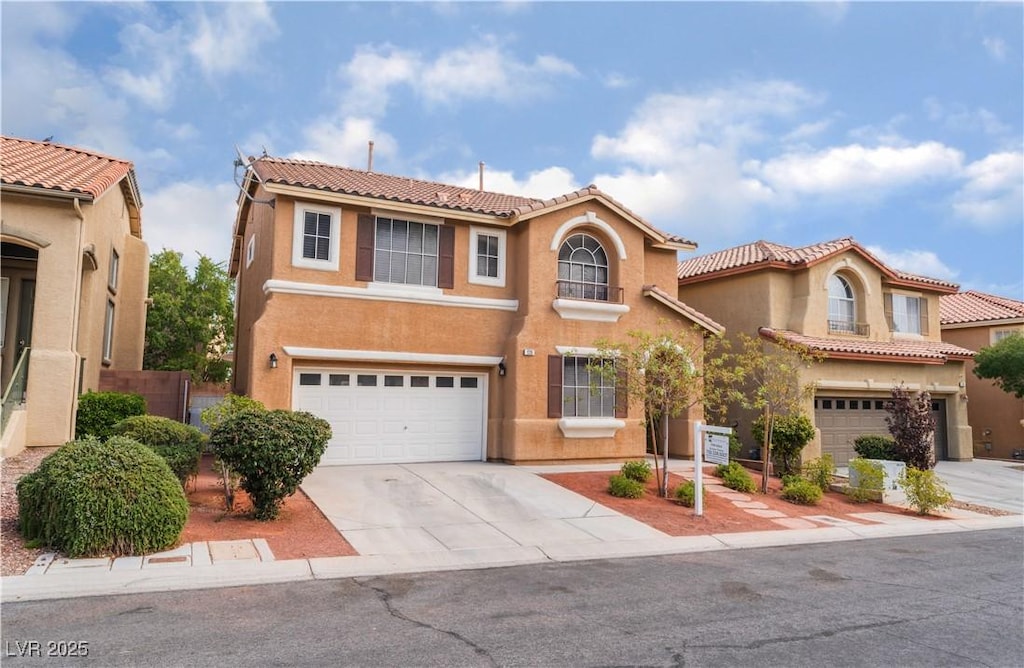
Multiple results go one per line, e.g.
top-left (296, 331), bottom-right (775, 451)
top-left (233, 191), bottom-right (702, 463)
top-left (942, 324), bottom-right (1024, 459)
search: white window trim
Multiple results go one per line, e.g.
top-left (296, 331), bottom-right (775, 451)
top-left (103, 299), bottom-right (115, 364)
top-left (108, 247), bottom-right (120, 293)
top-left (992, 327), bottom-right (1022, 344)
top-left (558, 417), bottom-right (626, 438)
top-left (246, 236), bottom-right (256, 268)
top-left (264, 279), bottom-right (518, 311)
top-left (468, 226), bottom-right (506, 287)
top-left (890, 292), bottom-right (924, 336)
top-left (549, 211), bottom-right (627, 260)
top-left (292, 202), bottom-right (341, 271)
top-left (552, 298), bottom-right (629, 322)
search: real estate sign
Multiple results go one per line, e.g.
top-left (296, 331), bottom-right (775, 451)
top-left (704, 432), bottom-right (730, 466)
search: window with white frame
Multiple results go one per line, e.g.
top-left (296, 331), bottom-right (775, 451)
top-left (291, 203), bottom-right (341, 271)
top-left (562, 356), bottom-right (617, 417)
top-left (103, 299), bottom-right (115, 363)
top-left (108, 248), bottom-right (120, 292)
top-left (828, 274), bottom-right (855, 333)
top-left (246, 236), bottom-right (256, 267)
top-left (373, 217), bottom-right (439, 286)
top-left (557, 233), bottom-right (610, 301)
top-left (992, 328), bottom-right (1021, 344)
top-left (468, 227), bottom-right (506, 287)
top-left (891, 294), bottom-right (923, 334)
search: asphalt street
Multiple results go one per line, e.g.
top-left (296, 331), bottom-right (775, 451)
top-left (3, 528), bottom-right (1022, 667)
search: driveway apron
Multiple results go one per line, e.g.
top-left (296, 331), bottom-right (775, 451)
top-left (300, 462), bottom-right (667, 556)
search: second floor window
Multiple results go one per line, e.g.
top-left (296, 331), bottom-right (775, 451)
top-left (558, 233), bottom-right (609, 301)
top-left (828, 274), bottom-right (855, 332)
top-left (108, 248), bottom-right (120, 292)
top-left (890, 294), bottom-right (925, 334)
top-left (303, 211), bottom-right (332, 261)
top-left (374, 217), bottom-right (439, 287)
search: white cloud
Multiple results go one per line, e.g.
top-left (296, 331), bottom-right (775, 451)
top-left (435, 165), bottom-right (579, 199)
top-left (808, 1), bottom-right (849, 25)
top-left (924, 98), bottom-right (1010, 136)
top-left (781, 119), bottom-right (833, 144)
top-left (982, 36), bottom-right (1007, 62)
top-left (189, 1), bottom-right (279, 77)
top-left (339, 38), bottom-right (579, 116)
top-left (866, 246), bottom-right (959, 281)
top-left (847, 114), bottom-right (911, 146)
top-left (105, 21), bottom-right (183, 110)
top-left (143, 181), bottom-right (240, 268)
top-left (952, 152), bottom-right (1024, 229)
top-left (289, 116), bottom-right (399, 168)
top-left (602, 72), bottom-right (634, 89)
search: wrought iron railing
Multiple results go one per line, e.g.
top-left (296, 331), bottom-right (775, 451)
top-left (1, 347), bottom-right (30, 433)
top-left (556, 280), bottom-right (624, 304)
top-left (828, 320), bottom-right (869, 336)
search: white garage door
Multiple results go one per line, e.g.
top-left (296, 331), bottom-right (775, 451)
top-left (293, 369), bottom-right (486, 466)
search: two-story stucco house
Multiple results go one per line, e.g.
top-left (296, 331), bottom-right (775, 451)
top-left (677, 238), bottom-right (974, 465)
top-left (229, 156), bottom-right (722, 465)
top-left (1, 136), bottom-right (149, 454)
top-left (940, 290), bottom-right (1024, 460)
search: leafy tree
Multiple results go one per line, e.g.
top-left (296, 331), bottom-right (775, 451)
top-left (885, 385), bottom-right (936, 470)
top-left (751, 412), bottom-right (816, 476)
top-left (144, 250), bottom-right (234, 383)
top-left (714, 332), bottom-right (822, 493)
top-left (973, 333), bottom-right (1024, 398)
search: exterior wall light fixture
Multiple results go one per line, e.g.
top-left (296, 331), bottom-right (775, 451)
top-left (269, 352), bottom-right (278, 369)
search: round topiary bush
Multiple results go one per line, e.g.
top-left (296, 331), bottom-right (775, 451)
top-left (781, 478), bottom-right (824, 505)
top-left (853, 435), bottom-right (898, 461)
top-left (608, 474), bottom-right (646, 499)
top-left (109, 415), bottom-right (205, 485)
top-left (17, 437), bottom-right (189, 557)
top-left (209, 409), bottom-right (331, 520)
top-left (620, 460), bottom-right (653, 483)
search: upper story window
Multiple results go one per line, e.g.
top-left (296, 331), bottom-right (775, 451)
top-left (558, 233), bottom-right (610, 301)
top-left (993, 328), bottom-right (1021, 344)
top-left (246, 236), bottom-right (256, 268)
top-left (468, 227), bottom-right (506, 287)
top-left (828, 274), bottom-right (855, 333)
top-left (292, 203), bottom-right (341, 271)
top-left (374, 217), bottom-right (439, 287)
top-left (103, 299), bottom-right (115, 364)
top-left (886, 293), bottom-right (929, 335)
top-left (108, 248), bottom-right (120, 293)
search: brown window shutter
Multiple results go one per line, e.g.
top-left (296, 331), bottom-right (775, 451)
top-left (437, 225), bottom-right (455, 289)
top-left (355, 214), bottom-right (375, 281)
top-left (883, 292), bottom-right (893, 330)
top-left (547, 355), bottom-right (563, 418)
top-left (614, 363), bottom-right (628, 418)
top-left (919, 298), bottom-right (929, 336)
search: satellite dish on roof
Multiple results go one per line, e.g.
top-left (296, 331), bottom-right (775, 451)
top-left (233, 145), bottom-right (272, 205)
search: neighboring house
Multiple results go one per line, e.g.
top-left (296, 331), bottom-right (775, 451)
top-left (0, 136), bottom-right (148, 454)
top-left (229, 156), bottom-right (722, 465)
top-left (939, 290), bottom-right (1024, 460)
top-left (677, 238), bottom-right (974, 466)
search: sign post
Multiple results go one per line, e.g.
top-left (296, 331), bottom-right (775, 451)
top-left (692, 422), bottom-right (733, 518)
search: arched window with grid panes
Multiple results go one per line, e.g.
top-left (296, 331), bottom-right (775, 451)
top-left (557, 233), bottom-right (609, 301)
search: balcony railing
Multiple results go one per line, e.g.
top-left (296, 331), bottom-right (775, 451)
top-left (1, 347), bottom-right (30, 434)
top-left (828, 320), bottom-right (870, 336)
top-left (556, 280), bottom-right (624, 304)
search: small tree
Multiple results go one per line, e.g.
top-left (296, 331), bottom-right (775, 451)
top-left (885, 385), bottom-right (936, 470)
top-left (201, 394), bottom-right (267, 510)
top-left (751, 412), bottom-right (816, 476)
top-left (973, 333), bottom-right (1024, 398)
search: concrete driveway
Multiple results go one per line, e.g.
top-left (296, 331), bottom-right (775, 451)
top-left (301, 462), bottom-right (667, 556)
top-left (935, 459), bottom-right (1024, 513)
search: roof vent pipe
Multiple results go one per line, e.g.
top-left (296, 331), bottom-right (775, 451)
top-left (367, 140), bottom-right (374, 172)
top-left (479, 161), bottom-right (485, 191)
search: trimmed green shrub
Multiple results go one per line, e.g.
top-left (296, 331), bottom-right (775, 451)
top-left (209, 409), bottom-right (331, 520)
top-left (853, 435), bottom-right (898, 461)
top-left (781, 478), bottom-right (823, 505)
top-left (75, 391), bottom-right (146, 440)
top-left (716, 461), bottom-right (756, 493)
top-left (801, 454), bottom-right (835, 492)
top-left (17, 437), bottom-right (188, 557)
top-left (899, 467), bottom-right (953, 515)
top-left (846, 458), bottom-right (884, 503)
top-left (608, 474), bottom-right (645, 499)
top-left (200, 393), bottom-right (266, 432)
top-left (620, 460), bottom-right (653, 483)
top-left (673, 480), bottom-right (707, 508)
top-left (728, 432), bottom-right (742, 459)
top-left (752, 413), bottom-right (816, 476)
top-left (109, 415), bottom-right (205, 485)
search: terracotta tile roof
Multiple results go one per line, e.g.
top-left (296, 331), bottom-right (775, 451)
top-left (642, 285), bottom-right (724, 334)
top-left (940, 290), bottom-right (1024, 325)
top-left (252, 156), bottom-right (540, 217)
top-left (0, 135), bottom-right (134, 201)
top-left (677, 236), bottom-right (959, 291)
top-left (759, 327), bottom-right (975, 363)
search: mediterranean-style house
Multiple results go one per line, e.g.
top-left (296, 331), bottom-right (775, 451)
top-left (229, 155), bottom-right (722, 465)
top-left (940, 290), bottom-right (1024, 460)
top-left (677, 238), bottom-right (975, 466)
top-left (0, 136), bottom-right (149, 455)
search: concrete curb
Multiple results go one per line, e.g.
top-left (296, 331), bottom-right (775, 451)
top-left (3, 515), bottom-right (1020, 604)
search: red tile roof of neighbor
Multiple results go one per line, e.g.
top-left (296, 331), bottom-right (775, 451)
top-left (642, 285), bottom-right (724, 335)
top-left (0, 135), bottom-right (135, 201)
top-left (248, 156), bottom-right (696, 246)
top-left (677, 237), bottom-right (959, 291)
top-left (939, 290), bottom-right (1024, 325)
top-left (759, 327), bottom-right (975, 364)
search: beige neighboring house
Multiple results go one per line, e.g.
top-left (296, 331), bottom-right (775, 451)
top-left (940, 290), bottom-right (1024, 460)
top-left (1, 136), bottom-right (149, 455)
top-left (229, 155), bottom-right (722, 465)
top-left (677, 238), bottom-right (975, 466)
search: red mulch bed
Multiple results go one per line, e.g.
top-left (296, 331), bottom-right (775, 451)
top-left (543, 466), bottom-right (933, 536)
top-left (180, 455), bottom-right (357, 560)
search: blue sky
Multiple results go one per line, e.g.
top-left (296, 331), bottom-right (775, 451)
top-left (3, 1), bottom-right (1022, 297)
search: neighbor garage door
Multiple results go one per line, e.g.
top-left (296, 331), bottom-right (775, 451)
top-left (293, 369), bottom-right (486, 465)
top-left (815, 396), bottom-right (948, 465)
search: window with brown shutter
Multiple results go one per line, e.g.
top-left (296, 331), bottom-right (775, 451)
top-left (355, 213), bottom-right (375, 281)
top-left (438, 225), bottom-right (454, 289)
top-left (883, 292), bottom-right (894, 330)
top-left (919, 298), bottom-right (929, 335)
top-left (615, 365), bottom-right (628, 418)
top-left (548, 355), bottom-right (563, 418)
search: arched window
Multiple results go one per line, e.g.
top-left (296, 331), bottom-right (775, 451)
top-left (828, 274), bottom-right (856, 333)
top-left (558, 233), bottom-right (609, 301)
